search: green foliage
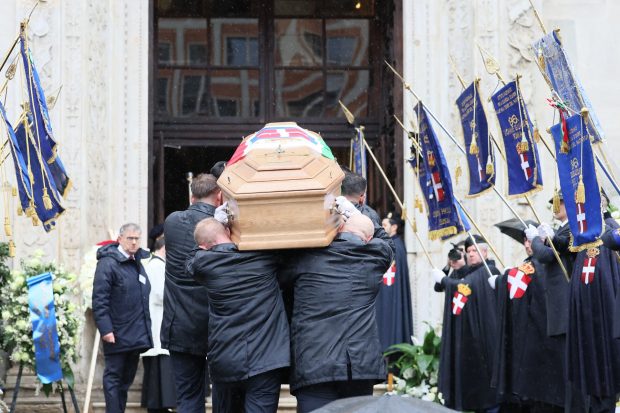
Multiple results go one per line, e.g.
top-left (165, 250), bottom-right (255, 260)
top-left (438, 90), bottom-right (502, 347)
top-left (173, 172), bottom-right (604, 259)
top-left (384, 322), bottom-right (443, 402)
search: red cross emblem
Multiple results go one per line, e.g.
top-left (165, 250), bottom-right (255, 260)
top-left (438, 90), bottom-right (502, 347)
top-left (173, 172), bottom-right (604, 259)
top-left (431, 171), bottom-right (445, 202)
top-left (383, 262), bottom-right (396, 286)
top-left (507, 267), bottom-right (532, 299)
top-left (576, 202), bottom-right (587, 233)
top-left (519, 152), bottom-right (532, 179)
top-left (581, 257), bottom-right (597, 284)
top-left (451, 292), bottom-right (468, 315)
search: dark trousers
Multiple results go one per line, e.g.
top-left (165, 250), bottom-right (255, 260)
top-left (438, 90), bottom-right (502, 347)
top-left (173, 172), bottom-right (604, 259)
top-left (295, 380), bottom-right (374, 413)
top-left (103, 350), bottom-right (141, 413)
top-left (212, 369), bottom-right (282, 413)
top-left (170, 351), bottom-right (210, 413)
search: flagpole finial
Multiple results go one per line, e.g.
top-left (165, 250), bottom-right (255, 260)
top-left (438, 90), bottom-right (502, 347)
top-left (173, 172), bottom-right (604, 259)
top-left (338, 100), bottom-right (355, 125)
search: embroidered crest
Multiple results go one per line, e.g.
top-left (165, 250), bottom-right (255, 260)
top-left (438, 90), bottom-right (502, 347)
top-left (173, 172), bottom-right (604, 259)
top-left (507, 267), bottom-right (532, 299)
top-left (581, 256), bottom-right (597, 285)
top-left (382, 262), bottom-right (396, 286)
top-left (452, 284), bottom-right (471, 316)
top-left (518, 262), bottom-right (535, 275)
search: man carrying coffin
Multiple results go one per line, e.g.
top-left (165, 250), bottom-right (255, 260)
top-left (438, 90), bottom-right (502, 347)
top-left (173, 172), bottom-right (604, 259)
top-left (188, 218), bottom-right (290, 413)
top-left (492, 219), bottom-right (565, 411)
top-left (431, 234), bottom-right (500, 412)
top-left (280, 210), bottom-right (393, 413)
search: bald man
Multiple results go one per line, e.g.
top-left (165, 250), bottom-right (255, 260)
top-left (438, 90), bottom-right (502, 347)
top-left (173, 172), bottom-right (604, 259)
top-left (187, 218), bottom-right (289, 413)
top-left (280, 213), bottom-right (394, 412)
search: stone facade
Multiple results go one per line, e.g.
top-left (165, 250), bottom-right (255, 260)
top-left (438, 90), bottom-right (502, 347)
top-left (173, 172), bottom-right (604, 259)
top-left (0, 0), bottom-right (618, 397)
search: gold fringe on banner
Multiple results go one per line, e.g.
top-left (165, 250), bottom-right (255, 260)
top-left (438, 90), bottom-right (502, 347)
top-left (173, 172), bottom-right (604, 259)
top-left (575, 176), bottom-right (585, 204)
top-left (429, 226), bottom-right (458, 241)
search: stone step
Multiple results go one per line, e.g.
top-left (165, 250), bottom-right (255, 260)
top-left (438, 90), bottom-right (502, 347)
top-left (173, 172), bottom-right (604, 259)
top-left (91, 399), bottom-right (298, 413)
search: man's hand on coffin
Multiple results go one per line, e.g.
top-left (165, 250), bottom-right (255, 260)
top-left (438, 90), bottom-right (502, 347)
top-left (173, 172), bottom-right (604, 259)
top-left (335, 196), bottom-right (361, 220)
top-left (214, 203), bottom-right (229, 226)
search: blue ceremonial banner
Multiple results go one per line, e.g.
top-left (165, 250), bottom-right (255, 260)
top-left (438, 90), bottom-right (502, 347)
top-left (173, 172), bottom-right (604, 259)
top-left (20, 29), bottom-right (71, 198)
top-left (533, 32), bottom-right (603, 143)
top-left (0, 102), bottom-right (33, 217)
top-left (491, 80), bottom-right (543, 197)
top-left (27, 272), bottom-right (63, 384)
top-left (455, 81), bottom-right (495, 197)
top-left (14, 119), bottom-right (64, 231)
top-left (415, 102), bottom-right (465, 240)
top-left (550, 114), bottom-right (603, 251)
top-left (351, 127), bottom-right (367, 178)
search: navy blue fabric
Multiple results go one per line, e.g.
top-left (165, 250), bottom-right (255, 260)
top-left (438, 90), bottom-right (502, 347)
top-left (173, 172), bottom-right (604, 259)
top-left (161, 202), bottom-right (214, 355)
top-left (188, 246), bottom-right (289, 383)
top-left (103, 350), bottom-right (141, 413)
top-left (212, 369), bottom-right (283, 413)
top-left (169, 351), bottom-right (209, 413)
top-left (280, 232), bottom-right (393, 392)
top-left (375, 235), bottom-right (413, 351)
top-left (92, 243), bottom-right (152, 355)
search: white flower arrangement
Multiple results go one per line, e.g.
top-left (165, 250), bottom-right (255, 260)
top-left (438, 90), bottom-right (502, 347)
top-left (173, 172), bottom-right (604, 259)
top-left (0, 250), bottom-right (83, 393)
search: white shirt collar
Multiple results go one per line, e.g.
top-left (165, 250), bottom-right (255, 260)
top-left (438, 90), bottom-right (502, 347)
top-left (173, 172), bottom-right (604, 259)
top-left (117, 245), bottom-right (131, 259)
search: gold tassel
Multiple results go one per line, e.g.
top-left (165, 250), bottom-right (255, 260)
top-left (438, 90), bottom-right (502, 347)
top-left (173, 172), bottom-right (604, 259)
top-left (533, 127), bottom-right (541, 143)
top-left (11, 186), bottom-right (17, 197)
top-left (455, 165), bottom-right (462, 185)
top-left (516, 136), bottom-right (529, 154)
top-left (31, 216), bottom-right (40, 226)
top-left (414, 196), bottom-right (423, 213)
top-left (42, 187), bottom-right (53, 210)
top-left (412, 219), bottom-right (418, 233)
top-left (400, 206), bottom-right (407, 221)
top-left (4, 217), bottom-right (11, 237)
top-left (16, 205), bottom-right (23, 216)
top-left (469, 139), bottom-right (479, 155)
top-left (537, 46), bottom-right (545, 69)
top-left (552, 190), bottom-right (561, 214)
top-left (8, 240), bottom-right (15, 257)
top-left (486, 158), bottom-right (494, 175)
top-left (25, 201), bottom-right (36, 217)
top-left (575, 176), bottom-right (586, 204)
top-left (560, 140), bottom-right (569, 154)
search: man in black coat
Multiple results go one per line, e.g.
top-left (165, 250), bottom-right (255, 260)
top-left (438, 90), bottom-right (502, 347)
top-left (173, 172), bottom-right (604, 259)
top-left (493, 225), bottom-right (565, 410)
top-left (188, 218), bottom-right (290, 413)
top-left (93, 223), bottom-right (152, 413)
top-left (432, 235), bottom-right (500, 412)
top-left (280, 213), bottom-right (393, 413)
top-left (161, 173), bottom-right (221, 412)
top-left (530, 195), bottom-right (575, 338)
top-left (376, 213), bottom-right (413, 351)
top-left (340, 170), bottom-right (395, 253)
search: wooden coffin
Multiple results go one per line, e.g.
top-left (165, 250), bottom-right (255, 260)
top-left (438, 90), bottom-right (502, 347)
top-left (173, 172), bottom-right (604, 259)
top-left (217, 122), bottom-right (344, 250)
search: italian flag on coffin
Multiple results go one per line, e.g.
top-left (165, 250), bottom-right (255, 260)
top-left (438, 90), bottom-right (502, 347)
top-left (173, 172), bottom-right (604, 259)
top-left (228, 122), bottom-right (335, 166)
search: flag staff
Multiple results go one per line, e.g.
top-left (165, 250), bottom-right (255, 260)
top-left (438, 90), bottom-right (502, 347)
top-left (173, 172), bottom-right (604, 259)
top-left (394, 114), bottom-right (506, 268)
top-left (338, 101), bottom-right (435, 267)
top-left (470, 45), bottom-right (570, 280)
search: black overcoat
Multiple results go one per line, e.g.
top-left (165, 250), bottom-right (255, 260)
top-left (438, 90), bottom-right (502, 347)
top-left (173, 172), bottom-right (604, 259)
top-left (566, 238), bottom-right (620, 399)
top-left (492, 257), bottom-right (565, 407)
top-left (161, 202), bottom-right (214, 355)
top-left (356, 203), bottom-right (395, 253)
top-left (601, 227), bottom-right (620, 338)
top-left (530, 223), bottom-right (575, 336)
top-left (188, 244), bottom-right (290, 383)
top-left (280, 232), bottom-right (393, 393)
top-left (92, 243), bottom-right (152, 355)
top-left (375, 235), bottom-right (413, 351)
top-left (437, 261), bottom-right (500, 411)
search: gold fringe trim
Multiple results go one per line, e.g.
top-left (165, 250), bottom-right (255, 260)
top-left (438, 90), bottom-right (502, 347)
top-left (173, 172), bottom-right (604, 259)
top-left (429, 226), bottom-right (458, 241)
top-left (575, 176), bottom-right (585, 204)
top-left (516, 139), bottom-right (529, 154)
top-left (505, 184), bottom-right (543, 200)
top-left (4, 217), bottom-right (11, 237)
top-left (465, 184), bottom-right (495, 199)
top-left (469, 139), bottom-right (479, 155)
top-left (31, 216), bottom-right (40, 226)
top-left (569, 236), bottom-right (603, 253)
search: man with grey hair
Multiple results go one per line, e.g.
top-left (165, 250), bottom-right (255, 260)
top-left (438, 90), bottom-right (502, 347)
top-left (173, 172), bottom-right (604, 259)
top-left (93, 223), bottom-right (153, 413)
